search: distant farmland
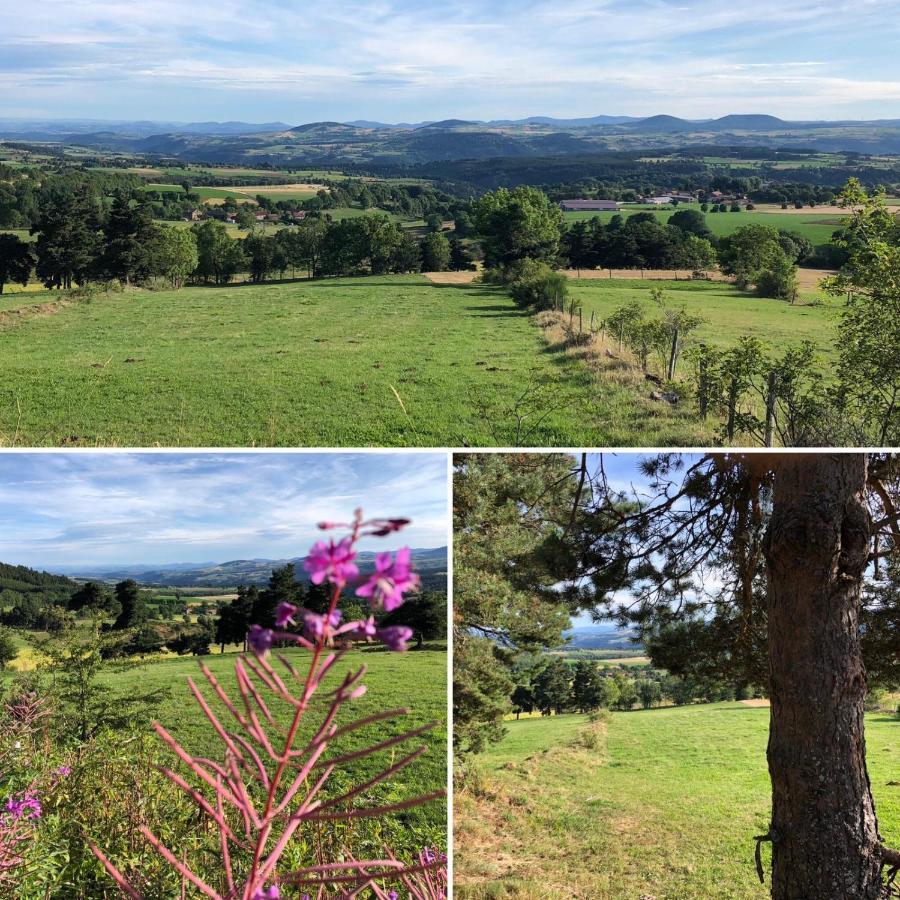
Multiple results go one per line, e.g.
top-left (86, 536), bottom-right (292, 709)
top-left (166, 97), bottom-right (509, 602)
top-left (561, 206), bottom-right (844, 249)
top-left (141, 182), bottom-right (326, 202)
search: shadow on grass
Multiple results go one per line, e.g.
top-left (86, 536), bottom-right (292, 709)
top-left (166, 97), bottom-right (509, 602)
top-left (465, 306), bottom-right (529, 318)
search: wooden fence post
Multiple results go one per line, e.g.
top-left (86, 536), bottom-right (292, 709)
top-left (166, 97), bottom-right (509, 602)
top-left (698, 344), bottom-right (709, 419)
top-left (764, 370), bottom-right (778, 447)
top-left (727, 377), bottom-right (738, 441)
top-left (667, 326), bottom-right (680, 381)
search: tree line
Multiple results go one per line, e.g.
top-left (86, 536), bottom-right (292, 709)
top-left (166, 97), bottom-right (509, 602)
top-left (0, 189), bottom-right (477, 293)
top-left (509, 656), bottom-right (755, 718)
top-left (0, 563), bottom-right (447, 668)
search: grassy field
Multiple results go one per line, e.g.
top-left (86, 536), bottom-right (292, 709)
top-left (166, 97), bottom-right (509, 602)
top-left (97, 645), bottom-right (448, 853)
top-left (0, 275), bottom-right (709, 447)
top-left (568, 277), bottom-right (841, 357)
top-left (455, 704), bottom-right (900, 899)
top-left (0, 227), bottom-right (36, 243)
top-left (561, 207), bottom-right (844, 248)
top-left (2, 641), bottom-right (447, 860)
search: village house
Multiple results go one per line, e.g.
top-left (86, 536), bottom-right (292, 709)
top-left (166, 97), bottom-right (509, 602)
top-left (558, 199), bottom-right (619, 211)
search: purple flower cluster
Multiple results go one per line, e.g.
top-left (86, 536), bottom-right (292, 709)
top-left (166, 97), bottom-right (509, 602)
top-left (4, 793), bottom-right (41, 822)
top-left (248, 512), bottom-right (419, 658)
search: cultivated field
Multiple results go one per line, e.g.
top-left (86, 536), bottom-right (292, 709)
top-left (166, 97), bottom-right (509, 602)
top-left (560, 207), bottom-right (845, 249)
top-left (455, 704), bottom-right (900, 899)
top-left (143, 182), bottom-right (327, 202)
top-left (0, 276), bottom-right (709, 447)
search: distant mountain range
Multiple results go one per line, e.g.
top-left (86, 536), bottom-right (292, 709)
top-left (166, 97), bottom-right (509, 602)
top-left (6, 112), bottom-right (900, 171)
top-left (0, 118), bottom-right (292, 138)
top-left (55, 546), bottom-right (448, 591)
top-left (560, 623), bottom-right (640, 651)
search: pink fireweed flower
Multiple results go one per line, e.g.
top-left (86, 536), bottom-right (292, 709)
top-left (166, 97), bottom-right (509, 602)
top-left (304, 537), bottom-right (359, 587)
top-left (302, 608), bottom-right (342, 642)
top-left (355, 548), bottom-right (420, 612)
top-left (5, 793), bottom-right (41, 821)
top-left (377, 625), bottom-right (414, 652)
top-left (352, 616), bottom-right (378, 640)
top-left (251, 887), bottom-right (280, 900)
top-left (275, 602), bottom-right (299, 628)
top-left (248, 625), bottom-right (275, 656)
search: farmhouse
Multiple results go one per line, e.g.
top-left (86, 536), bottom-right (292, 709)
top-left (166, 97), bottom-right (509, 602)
top-left (643, 196), bottom-right (675, 205)
top-left (289, 210), bottom-right (306, 221)
top-left (559, 199), bottom-right (620, 211)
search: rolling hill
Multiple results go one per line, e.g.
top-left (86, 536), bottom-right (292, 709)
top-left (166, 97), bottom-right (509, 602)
top-left (0, 561), bottom-right (78, 605)
top-left (57, 547), bottom-right (448, 591)
top-left (7, 113), bottom-right (900, 166)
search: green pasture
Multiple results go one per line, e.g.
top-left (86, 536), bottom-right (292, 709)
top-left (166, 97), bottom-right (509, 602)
top-left (94, 645), bottom-right (448, 852)
top-left (0, 275), bottom-right (710, 447)
top-left (455, 704), bottom-right (899, 899)
top-left (141, 182), bottom-right (185, 194)
top-left (561, 208), bottom-right (845, 247)
top-left (569, 277), bottom-right (840, 358)
top-left (0, 227), bottom-right (36, 243)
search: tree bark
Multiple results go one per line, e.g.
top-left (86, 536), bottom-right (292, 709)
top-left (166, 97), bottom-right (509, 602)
top-left (764, 454), bottom-right (883, 899)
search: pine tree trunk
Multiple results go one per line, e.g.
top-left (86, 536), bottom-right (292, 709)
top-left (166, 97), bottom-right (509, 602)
top-left (764, 453), bottom-right (882, 899)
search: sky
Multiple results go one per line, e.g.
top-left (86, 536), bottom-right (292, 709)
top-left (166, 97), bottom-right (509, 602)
top-left (2, 1), bottom-right (900, 123)
top-left (0, 452), bottom-right (448, 569)
top-left (569, 452), bottom-right (696, 627)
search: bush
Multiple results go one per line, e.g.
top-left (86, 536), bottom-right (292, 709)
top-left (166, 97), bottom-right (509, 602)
top-left (506, 261), bottom-right (568, 311)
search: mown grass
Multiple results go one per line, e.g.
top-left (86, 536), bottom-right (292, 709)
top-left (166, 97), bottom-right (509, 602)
top-left (455, 704), bottom-right (900, 899)
top-left (561, 208), bottom-right (844, 247)
top-left (569, 277), bottom-right (841, 358)
top-left (0, 275), bottom-right (708, 447)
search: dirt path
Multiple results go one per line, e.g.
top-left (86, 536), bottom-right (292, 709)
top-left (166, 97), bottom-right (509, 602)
top-left (740, 698), bottom-right (771, 707)
top-left (424, 267), bottom-right (835, 290)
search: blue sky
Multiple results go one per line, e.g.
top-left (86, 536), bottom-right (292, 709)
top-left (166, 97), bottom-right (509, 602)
top-left (0, 452), bottom-right (448, 569)
top-left (570, 452), bottom-right (697, 627)
top-left (2, 1), bottom-right (900, 123)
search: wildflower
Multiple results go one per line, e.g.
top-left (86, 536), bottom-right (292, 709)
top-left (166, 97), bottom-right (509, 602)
top-left (304, 537), bottom-right (359, 586)
top-left (54, 765), bottom-right (72, 777)
top-left (302, 608), bottom-right (342, 642)
top-left (368, 517), bottom-right (412, 537)
top-left (376, 625), bottom-right (414, 652)
top-left (5, 793), bottom-right (41, 821)
top-left (352, 616), bottom-right (378, 640)
top-left (355, 548), bottom-right (420, 612)
top-left (248, 625), bottom-right (274, 656)
top-left (275, 602), bottom-right (299, 628)
top-left (388, 892), bottom-right (399, 900)
top-left (251, 886), bottom-right (280, 900)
